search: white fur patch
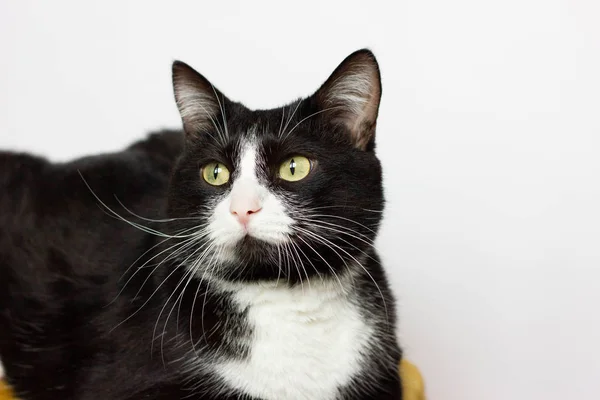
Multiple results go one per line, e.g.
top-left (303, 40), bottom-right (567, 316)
top-left (326, 67), bottom-right (374, 117)
top-left (172, 63), bottom-right (223, 135)
top-left (215, 278), bottom-right (372, 400)
top-left (176, 87), bottom-right (217, 122)
top-left (208, 139), bottom-right (293, 250)
top-left (0, 357), bottom-right (4, 379)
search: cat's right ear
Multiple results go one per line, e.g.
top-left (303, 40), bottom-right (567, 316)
top-left (172, 61), bottom-right (226, 137)
top-left (312, 49), bottom-right (382, 151)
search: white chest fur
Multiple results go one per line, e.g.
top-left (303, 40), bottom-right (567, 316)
top-left (215, 280), bottom-right (373, 400)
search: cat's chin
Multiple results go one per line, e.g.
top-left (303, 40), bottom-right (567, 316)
top-left (211, 235), bottom-right (279, 264)
top-left (234, 235), bottom-right (280, 260)
top-left (206, 235), bottom-right (294, 282)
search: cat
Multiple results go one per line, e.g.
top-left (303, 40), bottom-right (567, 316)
top-left (0, 49), bottom-right (403, 399)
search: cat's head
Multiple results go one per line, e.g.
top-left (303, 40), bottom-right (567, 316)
top-left (167, 49), bottom-right (384, 284)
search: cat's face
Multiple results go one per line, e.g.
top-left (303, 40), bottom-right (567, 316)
top-left (167, 50), bottom-right (384, 283)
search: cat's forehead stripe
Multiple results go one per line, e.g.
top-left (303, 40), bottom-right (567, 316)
top-left (237, 138), bottom-right (258, 182)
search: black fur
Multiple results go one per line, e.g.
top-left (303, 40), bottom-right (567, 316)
top-left (0, 50), bottom-right (402, 399)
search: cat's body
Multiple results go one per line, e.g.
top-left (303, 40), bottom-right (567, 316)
top-left (0, 131), bottom-right (186, 399)
top-left (0, 50), bottom-right (403, 399)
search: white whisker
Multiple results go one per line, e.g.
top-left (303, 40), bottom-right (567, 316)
top-left (282, 106), bottom-right (344, 141)
top-left (294, 226), bottom-right (389, 324)
top-left (153, 239), bottom-right (214, 363)
top-left (279, 100), bottom-right (302, 138)
top-left (294, 234), bottom-right (344, 293)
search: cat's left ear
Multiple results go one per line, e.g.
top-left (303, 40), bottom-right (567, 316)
top-left (313, 49), bottom-right (382, 151)
top-left (172, 60), bottom-right (228, 138)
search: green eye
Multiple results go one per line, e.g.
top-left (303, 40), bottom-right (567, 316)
top-left (202, 162), bottom-right (230, 186)
top-left (279, 156), bottom-right (311, 182)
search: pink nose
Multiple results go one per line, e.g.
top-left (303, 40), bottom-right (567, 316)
top-left (230, 200), bottom-right (262, 226)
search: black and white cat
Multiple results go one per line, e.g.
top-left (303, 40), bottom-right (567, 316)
top-left (0, 49), bottom-right (403, 399)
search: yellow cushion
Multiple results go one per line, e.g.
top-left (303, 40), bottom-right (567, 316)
top-left (400, 358), bottom-right (426, 400)
top-left (0, 380), bottom-right (13, 400)
top-left (0, 360), bottom-right (425, 399)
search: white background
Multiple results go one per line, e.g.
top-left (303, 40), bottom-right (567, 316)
top-left (1, 1), bottom-right (599, 398)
